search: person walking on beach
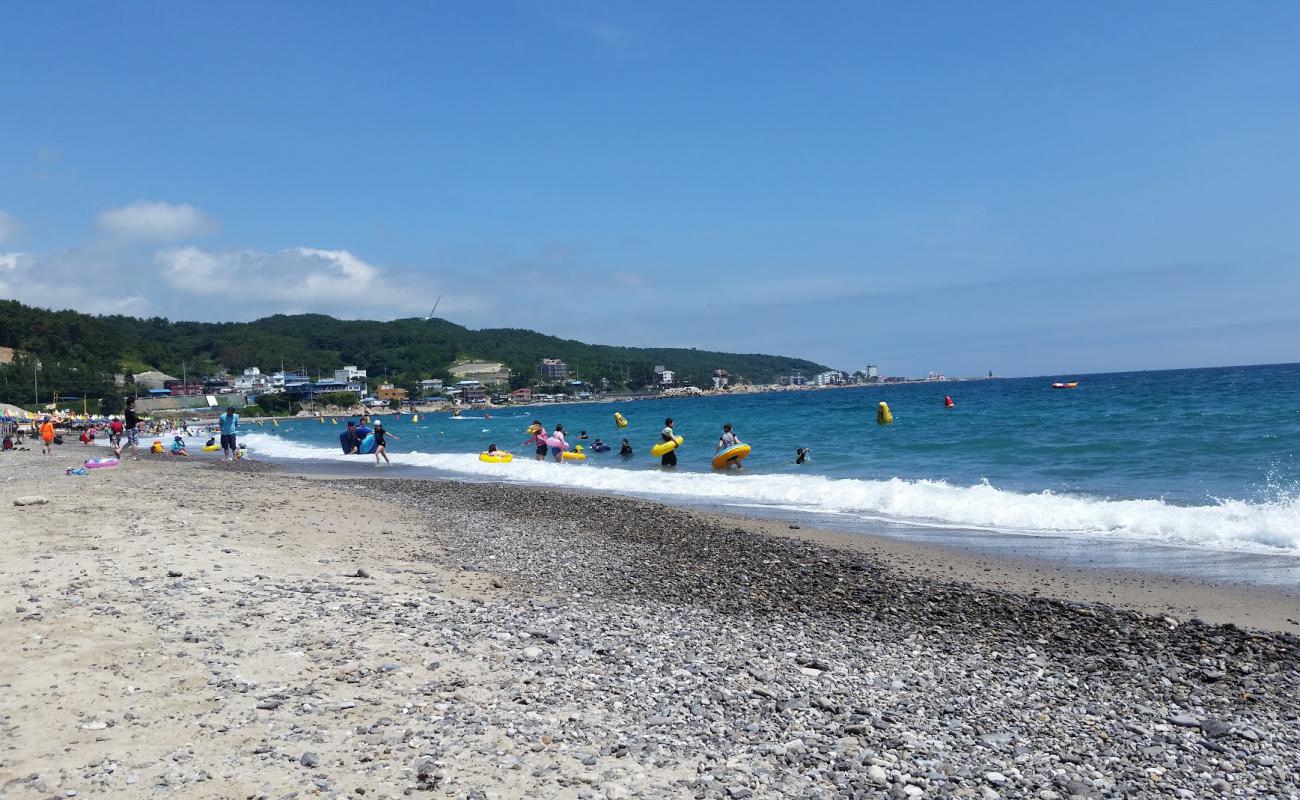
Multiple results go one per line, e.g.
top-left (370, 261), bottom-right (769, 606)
top-left (219, 406), bottom-right (240, 461)
top-left (117, 398), bottom-right (141, 460)
top-left (523, 421), bottom-right (548, 461)
top-left (660, 417), bottom-right (678, 468)
top-left (108, 416), bottom-right (124, 449)
top-left (715, 423), bottom-right (744, 470)
top-left (373, 420), bottom-right (398, 465)
top-left (39, 417), bottom-right (55, 456)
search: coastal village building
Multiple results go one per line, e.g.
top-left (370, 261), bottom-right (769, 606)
top-left (449, 361), bottom-right (510, 388)
top-left (712, 369), bottom-right (730, 389)
top-left (332, 366), bottom-right (369, 395)
top-left (270, 370), bottom-right (309, 391)
top-left (510, 387), bottom-right (532, 402)
top-left (234, 367), bottom-right (269, 394)
top-left (538, 358), bottom-right (568, 381)
top-left (132, 370), bottom-right (178, 390)
top-left (419, 378), bottom-right (444, 397)
top-left (333, 366), bottom-right (368, 394)
top-left (659, 370), bottom-right (675, 385)
top-left (376, 383), bottom-right (408, 403)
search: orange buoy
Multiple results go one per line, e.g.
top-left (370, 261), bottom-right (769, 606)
top-left (944, 396), bottom-right (954, 408)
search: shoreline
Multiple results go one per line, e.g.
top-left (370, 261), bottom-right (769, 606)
top-left (4, 452), bottom-right (1299, 798)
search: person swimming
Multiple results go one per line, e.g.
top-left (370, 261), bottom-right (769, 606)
top-left (591, 438), bottom-right (610, 452)
top-left (795, 448), bottom-right (810, 464)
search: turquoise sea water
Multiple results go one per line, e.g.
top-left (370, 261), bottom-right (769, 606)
top-left (242, 363), bottom-right (1300, 565)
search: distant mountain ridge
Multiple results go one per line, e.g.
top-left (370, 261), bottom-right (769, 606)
top-left (0, 299), bottom-right (828, 402)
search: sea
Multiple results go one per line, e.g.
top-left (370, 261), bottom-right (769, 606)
top-left (238, 363), bottom-right (1300, 587)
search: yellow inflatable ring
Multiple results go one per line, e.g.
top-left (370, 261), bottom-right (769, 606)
top-left (479, 452), bottom-right (513, 463)
top-left (712, 443), bottom-right (751, 469)
top-left (202, 444), bottom-right (221, 452)
top-left (650, 435), bottom-right (684, 457)
top-left (562, 450), bottom-right (586, 461)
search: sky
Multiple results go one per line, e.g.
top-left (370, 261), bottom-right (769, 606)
top-left (2, 2), bottom-right (1298, 377)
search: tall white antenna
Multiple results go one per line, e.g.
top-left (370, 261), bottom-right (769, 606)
top-left (426, 296), bottom-right (442, 320)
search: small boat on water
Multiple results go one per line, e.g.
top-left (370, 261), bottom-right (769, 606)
top-left (1051, 381), bottom-right (1079, 389)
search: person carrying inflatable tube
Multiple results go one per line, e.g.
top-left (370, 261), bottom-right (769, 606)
top-left (522, 421), bottom-right (548, 461)
top-left (545, 424), bottom-right (568, 463)
top-left (713, 423), bottom-right (749, 470)
top-left (876, 402), bottom-right (893, 425)
top-left (656, 418), bottom-right (680, 467)
top-left (614, 411), bottom-right (628, 428)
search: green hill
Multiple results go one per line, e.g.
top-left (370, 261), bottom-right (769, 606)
top-left (0, 299), bottom-right (827, 406)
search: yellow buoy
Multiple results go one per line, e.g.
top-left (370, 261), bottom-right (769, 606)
top-left (614, 412), bottom-right (628, 428)
top-left (876, 401), bottom-right (893, 425)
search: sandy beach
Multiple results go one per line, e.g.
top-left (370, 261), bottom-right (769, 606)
top-left (2, 450), bottom-right (1298, 798)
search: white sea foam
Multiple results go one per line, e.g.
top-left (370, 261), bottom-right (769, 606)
top-left (240, 433), bottom-right (1300, 555)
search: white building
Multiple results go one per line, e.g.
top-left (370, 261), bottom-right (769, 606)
top-left (333, 365), bottom-right (368, 394)
top-left (712, 369), bottom-right (730, 389)
top-left (866, 365), bottom-right (879, 380)
top-left (659, 370), bottom-right (675, 385)
top-left (234, 367), bottom-right (269, 393)
top-left (813, 370), bottom-right (847, 386)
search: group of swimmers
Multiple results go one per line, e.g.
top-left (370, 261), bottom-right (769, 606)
top-left (488, 417), bottom-right (753, 470)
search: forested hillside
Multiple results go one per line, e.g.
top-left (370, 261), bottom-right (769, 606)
top-left (0, 299), bottom-right (827, 405)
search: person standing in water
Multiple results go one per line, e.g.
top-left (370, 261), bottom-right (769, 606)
top-left (715, 423), bottom-right (744, 470)
top-left (660, 417), bottom-right (678, 468)
top-left (549, 424), bottom-right (568, 463)
top-left (373, 420), bottom-right (399, 465)
top-left (523, 420), bottom-right (548, 461)
top-left (619, 438), bottom-right (633, 457)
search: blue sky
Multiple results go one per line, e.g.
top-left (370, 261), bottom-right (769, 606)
top-left (2, 2), bottom-right (1298, 376)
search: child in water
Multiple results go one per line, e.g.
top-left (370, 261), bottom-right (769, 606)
top-left (795, 448), bottom-right (810, 464)
top-left (715, 423), bottom-right (744, 470)
top-left (660, 418), bottom-right (678, 468)
top-left (523, 421), bottom-right (547, 461)
top-left (549, 424), bottom-right (568, 463)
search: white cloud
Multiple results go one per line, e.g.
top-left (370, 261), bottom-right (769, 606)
top-left (96, 201), bottom-right (219, 242)
top-left (154, 245), bottom-right (445, 317)
top-left (0, 250), bottom-right (150, 316)
top-left (0, 211), bottom-right (17, 244)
